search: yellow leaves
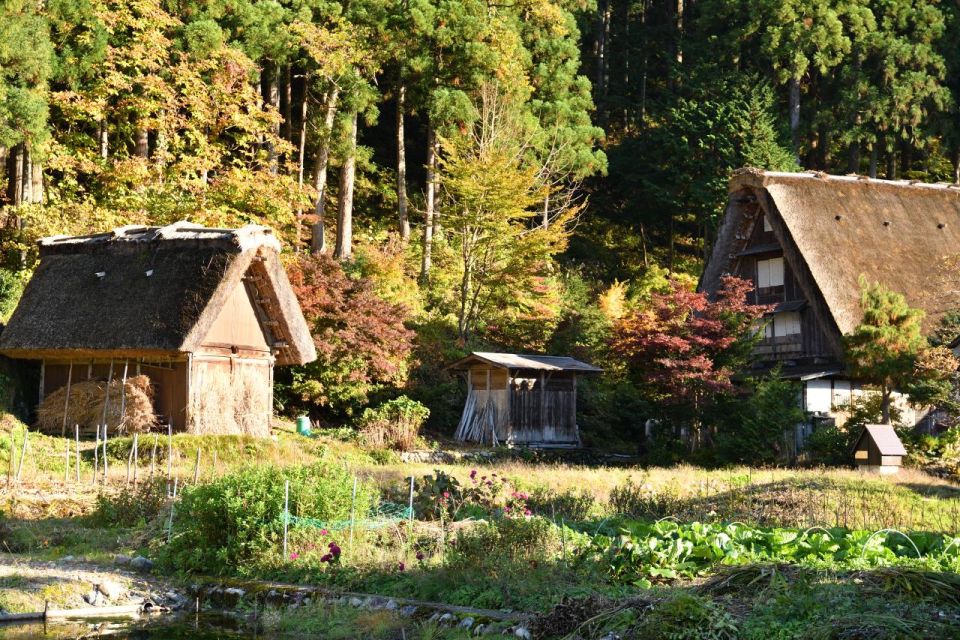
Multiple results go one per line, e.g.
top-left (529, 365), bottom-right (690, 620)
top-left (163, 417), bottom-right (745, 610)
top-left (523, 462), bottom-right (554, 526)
top-left (599, 280), bottom-right (628, 322)
top-left (290, 20), bottom-right (374, 81)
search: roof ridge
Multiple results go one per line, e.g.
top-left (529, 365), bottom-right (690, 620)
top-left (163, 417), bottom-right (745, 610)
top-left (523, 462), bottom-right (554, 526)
top-left (733, 167), bottom-right (960, 193)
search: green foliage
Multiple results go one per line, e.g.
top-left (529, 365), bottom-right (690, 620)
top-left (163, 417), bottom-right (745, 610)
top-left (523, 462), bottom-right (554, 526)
top-left (90, 479), bottom-right (168, 528)
top-left (845, 279), bottom-right (956, 421)
top-left (714, 373), bottom-right (806, 466)
top-left (0, 269), bottom-right (26, 323)
top-left (447, 516), bottom-right (559, 576)
top-left (160, 462), bottom-right (375, 574)
top-left (355, 395), bottom-right (429, 452)
top-left (526, 486), bottom-right (596, 522)
top-left (634, 593), bottom-right (739, 639)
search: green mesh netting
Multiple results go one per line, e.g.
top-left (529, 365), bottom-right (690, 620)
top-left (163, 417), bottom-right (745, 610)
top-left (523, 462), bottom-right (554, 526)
top-left (285, 502), bottom-right (413, 532)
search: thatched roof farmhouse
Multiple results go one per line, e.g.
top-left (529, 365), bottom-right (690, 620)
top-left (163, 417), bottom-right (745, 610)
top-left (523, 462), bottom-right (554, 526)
top-left (0, 221), bottom-right (316, 437)
top-left (701, 169), bottom-right (960, 433)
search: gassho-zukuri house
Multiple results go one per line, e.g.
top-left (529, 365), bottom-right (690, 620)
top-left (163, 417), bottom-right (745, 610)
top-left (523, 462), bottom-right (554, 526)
top-left (700, 168), bottom-right (960, 435)
top-left (0, 222), bottom-right (316, 437)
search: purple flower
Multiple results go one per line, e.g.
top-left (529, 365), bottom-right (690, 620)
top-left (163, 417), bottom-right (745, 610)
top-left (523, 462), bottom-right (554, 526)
top-left (320, 553), bottom-right (333, 563)
top-left (398, 562), bottom-right (405, 571)
top-left (416, 551), bottom-right (425, 561)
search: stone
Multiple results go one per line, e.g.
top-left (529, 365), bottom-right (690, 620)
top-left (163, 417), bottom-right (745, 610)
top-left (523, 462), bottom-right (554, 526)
top-left (97, 580), bottom-right (123, 600)
top-left (130, 556), bottom-right (154, 572)
top-left (384, 599), bottom-right (398, 611)
top-left (473, 624), bottom-right (485, 636)
top-left (82, 590), bottom-right (102, 606)
top-left (62, 555), bottom-right (75, 562)
top-left (349, 597), bottom-right (365, 608)
top-left (113, 555), bottom-right (132, 566)
top-left (400, 605), bottom-right (419, 618)
top-left (439, 613), bottom-right (456, 626)
top-left (458, 617), bottom-right (475, 630)
top-left (514, 627), bottom-right (532, 640)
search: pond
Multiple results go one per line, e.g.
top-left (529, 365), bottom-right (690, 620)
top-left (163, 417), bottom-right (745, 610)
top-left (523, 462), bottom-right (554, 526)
top-left (0, 613), bottom-right (258, 639)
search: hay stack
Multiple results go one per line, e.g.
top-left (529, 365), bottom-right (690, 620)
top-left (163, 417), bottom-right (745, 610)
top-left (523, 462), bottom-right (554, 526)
top-left (36, 374), bottom-right (156, 436)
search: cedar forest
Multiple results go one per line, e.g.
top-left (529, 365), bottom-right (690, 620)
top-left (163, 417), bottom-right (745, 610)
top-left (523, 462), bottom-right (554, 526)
top-left (3, 0), bottom-right (960, 458)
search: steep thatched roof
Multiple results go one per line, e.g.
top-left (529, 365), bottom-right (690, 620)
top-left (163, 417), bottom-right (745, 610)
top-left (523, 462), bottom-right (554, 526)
top-left (450, 352), bottom-right (602, 373)
top-left (0, 222), bottom-right (316, 366)
top-left (703, 169), bottom-right (960, 339)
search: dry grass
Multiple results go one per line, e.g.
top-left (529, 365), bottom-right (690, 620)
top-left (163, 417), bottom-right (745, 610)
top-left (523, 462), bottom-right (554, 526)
top-left (36, 375), bottom-right (156, 436)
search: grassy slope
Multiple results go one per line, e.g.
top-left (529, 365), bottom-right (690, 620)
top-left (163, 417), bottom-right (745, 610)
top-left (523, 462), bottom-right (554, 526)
top-left (2, 415), bottom-right (960, 637)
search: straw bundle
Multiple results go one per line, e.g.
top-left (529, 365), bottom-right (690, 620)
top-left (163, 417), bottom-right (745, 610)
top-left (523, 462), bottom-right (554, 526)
top-left (36, 374), bottom-right (156, 436)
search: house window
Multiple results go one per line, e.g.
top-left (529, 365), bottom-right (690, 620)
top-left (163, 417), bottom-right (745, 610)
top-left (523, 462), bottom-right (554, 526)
top-left (757, 257), bottom-right (784, 288)
top-left (763, 215), bottom-right (772, 232)
top-left (764, 311), bottom-right (801, 339)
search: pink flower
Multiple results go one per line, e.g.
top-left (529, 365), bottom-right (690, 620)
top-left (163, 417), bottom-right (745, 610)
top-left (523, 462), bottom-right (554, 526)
top-left (443, 491), bottom-right (450, 498)
top-left (320, 529), bottom-right (328, 536)
top-left (289, 552), bottom-right (299, 560)
top-left (524, 509), bottom-right (532, 516)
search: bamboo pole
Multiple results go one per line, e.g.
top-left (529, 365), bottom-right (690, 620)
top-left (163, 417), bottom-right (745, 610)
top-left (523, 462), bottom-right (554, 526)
top-left (150, 434), bottom-right (158, 478)
top-left (102, 423), bottom-right (109, 483)
top-left (167, 423), bottom-right (172, 491)
top-left (61, 363), bottom-right (73, 437)
top-left (282, 479), bottom-right (290, 560)
top-left (14, 429), bottom-right (28, 483)
top-left (132, 432), bottom-right (139, 486)
top-left (192, 448), bottom-right (201, 484)
top-left (100, 361), bottom-right (114, 482)
top-left (74, 424), bottom-right (80, 483)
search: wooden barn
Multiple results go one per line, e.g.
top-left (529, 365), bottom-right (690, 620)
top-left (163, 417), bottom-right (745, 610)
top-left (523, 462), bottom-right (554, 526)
top-left (700, 169), bottom-right (960, 438)
top-left (0, 222), bottom-right (316, 437)
top-left (451, 352), bottom-right (601, 447)
top-left (852, 424), bottom-right (907, 474)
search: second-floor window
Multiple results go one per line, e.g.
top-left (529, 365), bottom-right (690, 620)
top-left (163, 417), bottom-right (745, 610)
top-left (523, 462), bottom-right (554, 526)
top-left (764, 311), bottom-right (801, 339)
top-left (757, 257), bottom-right (784, 288)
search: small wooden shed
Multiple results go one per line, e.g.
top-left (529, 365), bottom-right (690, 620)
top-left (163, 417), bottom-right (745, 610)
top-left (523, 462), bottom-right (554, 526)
top-left (451, 352), bottom-right (601, 447)
top-left (852, 424), bottom-right (907, 474)
top-left (0, 222), bottom-right (317, 437)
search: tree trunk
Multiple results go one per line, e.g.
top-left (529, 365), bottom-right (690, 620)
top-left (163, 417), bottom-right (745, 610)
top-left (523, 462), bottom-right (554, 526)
top-left (311, 88), bottom-right (339, 255)
top-left (396, 84), bottom-right (410, 242)
top-left (30, 156), bottom-right (43, 204)
top-left (869, 145), bottom-right (878, 178)
top-left (294, 78), bottom-right (309, 251)
top-left (542, 194), bottom-right (550, 228)
top-left (6, 144), bottom-right (27, 205)
top-left (848, 143), bottom-right (860, 174)
top-left (420, 124), bottom-right (437, 280)
top-left (952, 144), bottom-right (960, 184)
top-left (283, 65), bottom-right (293, 145)
top-left (458, 239), bottom-right (472, 341)
top-left (789, 77), bottom-right (800, 158)
top-left (881, 384), bottom-right (891, 424)
top-left (266, 63), bottom-right (280, 175)
top-left (333, 111), bottom-right (357, 260)
top-left (98, 120), bottom-right (109, 159)
top-left (594, 0), bottom-right (608, 126)
top-left (134, 128), bottom-right (149, 158)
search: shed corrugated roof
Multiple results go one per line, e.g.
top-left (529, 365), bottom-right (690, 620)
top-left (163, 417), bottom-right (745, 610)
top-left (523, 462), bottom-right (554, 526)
top-left (861, 424), bottom-right (908, 456)
top-left (451, 352), bottom-right (602, 372)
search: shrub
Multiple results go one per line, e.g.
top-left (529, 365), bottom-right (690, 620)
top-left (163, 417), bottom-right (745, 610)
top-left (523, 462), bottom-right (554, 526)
top-left (280, 254), bottom-right (414, 419)
top-left (448, 516), bottom-right (559, 577)
top-left (609, 478), bottom-right (685, 520)
top-left (414, 469), bottom-right (530, 520)
top-left (356, 396), bottom-right (429, 452)
top-left (634, 593), bottom-right (739, 639)
top-left (160, 462), bottom-right (375, 574)
top-left (527, 487), bottom-right (596, 522)
top-left (91, 480), bottom-right (168, 528)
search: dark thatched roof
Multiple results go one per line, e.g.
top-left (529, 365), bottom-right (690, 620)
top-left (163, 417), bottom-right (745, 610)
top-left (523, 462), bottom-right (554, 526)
top-left (703, 169), bottom-right (960, 338)
top-left (450, 352), bottom-right (602, 372)
top-left (0, 222), bottom-right (316, 366)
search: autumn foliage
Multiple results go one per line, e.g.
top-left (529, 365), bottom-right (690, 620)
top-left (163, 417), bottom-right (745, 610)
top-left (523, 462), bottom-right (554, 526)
top-left (284, 254), bottom-right (414, 417)
top-left (611, 275), bottom-right (768, 406)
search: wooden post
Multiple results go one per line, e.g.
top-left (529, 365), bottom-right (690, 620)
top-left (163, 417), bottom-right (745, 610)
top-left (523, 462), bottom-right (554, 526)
top-left (126, 437), bottom-right (133, 485)
top-left (93, 426), bottom-right (100, 486)
top-left (150, 434), bottom-right (158, 478)
top-left (132, 432), bottom-right (139, 486)
top-left (166, 423), bottom-right (172, 490)
top-left (282, 479), bottom-right (290, 560)
top-left (61, 363), bottom-right (73, 437)
top-left (192, 448), bottom-right (201, 484)
top-left (349, 476), bottom-right (357, 558)
top-left (100, 361), bottom-right (114, 482)
top-left (118, 360), bottom-right (128, 431)
top-left (38, 360), bottom-right (45, 407)
top-left (14, 429), bottom-right (28, 483)
top-left (74, 425), bottom-right (80, 483)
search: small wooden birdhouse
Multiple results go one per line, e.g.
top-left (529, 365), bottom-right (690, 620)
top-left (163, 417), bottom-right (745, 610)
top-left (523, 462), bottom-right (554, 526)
top-left (852, 424), bottom-right (907, 474)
